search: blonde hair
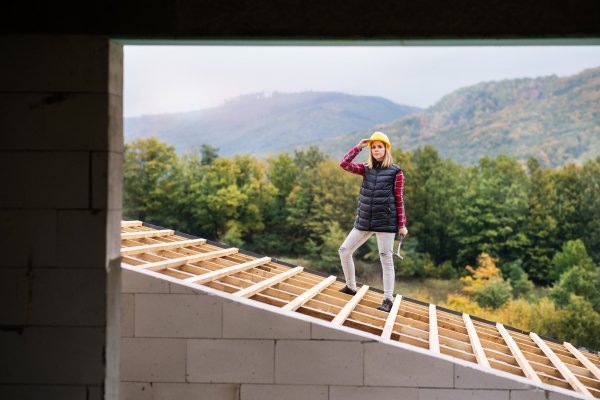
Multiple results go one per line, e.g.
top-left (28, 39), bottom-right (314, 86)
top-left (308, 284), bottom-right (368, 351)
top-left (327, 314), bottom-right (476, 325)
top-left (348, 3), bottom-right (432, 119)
top-left (367, 142), bottom-right (393, 169)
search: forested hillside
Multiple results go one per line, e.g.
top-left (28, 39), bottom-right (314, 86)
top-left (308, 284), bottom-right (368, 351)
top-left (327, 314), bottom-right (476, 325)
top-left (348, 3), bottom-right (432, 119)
top-left (124, 92), bottom-right (420, 157)
top-left (292, 67), bottom-right (600, 168)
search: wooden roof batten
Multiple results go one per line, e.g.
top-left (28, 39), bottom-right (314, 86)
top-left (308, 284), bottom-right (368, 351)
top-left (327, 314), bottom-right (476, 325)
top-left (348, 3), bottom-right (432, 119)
top-left (120, 219), bottom-right (600, 399)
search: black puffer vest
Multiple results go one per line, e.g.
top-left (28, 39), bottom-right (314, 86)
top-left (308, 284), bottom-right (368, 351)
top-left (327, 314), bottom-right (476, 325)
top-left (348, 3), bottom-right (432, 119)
top-left (354, 161), bottom-right (402, 233)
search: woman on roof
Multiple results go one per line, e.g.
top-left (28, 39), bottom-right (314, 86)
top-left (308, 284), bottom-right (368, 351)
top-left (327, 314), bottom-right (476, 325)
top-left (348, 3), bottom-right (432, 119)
top-left (337, 132), bottom-right (408, 312)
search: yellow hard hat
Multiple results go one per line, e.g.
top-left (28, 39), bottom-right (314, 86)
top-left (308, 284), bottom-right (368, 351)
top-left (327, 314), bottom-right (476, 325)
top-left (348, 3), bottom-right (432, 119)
top-left (368, 132), bottom-right (391, 149)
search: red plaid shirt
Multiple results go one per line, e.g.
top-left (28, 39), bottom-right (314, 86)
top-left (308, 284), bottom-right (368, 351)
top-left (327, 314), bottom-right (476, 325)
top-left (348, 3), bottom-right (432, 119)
top-left (340, 146), bottom-right (406, 229)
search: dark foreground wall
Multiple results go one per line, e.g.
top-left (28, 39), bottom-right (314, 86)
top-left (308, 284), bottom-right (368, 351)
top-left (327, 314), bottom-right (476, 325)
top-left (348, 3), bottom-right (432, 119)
top-left (0, 1), bottom-right (599, 399)
top-left (2, 0), bottom-right (600, 39)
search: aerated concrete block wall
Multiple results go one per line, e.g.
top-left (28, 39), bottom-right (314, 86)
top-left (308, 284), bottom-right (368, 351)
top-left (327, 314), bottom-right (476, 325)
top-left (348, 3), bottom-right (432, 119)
top-left (0, 35), bottom-right (123, 399)
top-left (120, 266), bottom-right (585, 400)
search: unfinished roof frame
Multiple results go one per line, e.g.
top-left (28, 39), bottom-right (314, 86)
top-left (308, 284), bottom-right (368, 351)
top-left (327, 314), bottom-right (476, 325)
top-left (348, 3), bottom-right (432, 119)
top-left (121, 220), bottom-right (600, 398)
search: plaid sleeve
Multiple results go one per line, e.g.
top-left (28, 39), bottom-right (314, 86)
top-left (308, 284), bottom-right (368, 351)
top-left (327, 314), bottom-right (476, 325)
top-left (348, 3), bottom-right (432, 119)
top-left (339, 146), bottom-right (365, 176)
top-left (395, 170), bottom-right (406, 228)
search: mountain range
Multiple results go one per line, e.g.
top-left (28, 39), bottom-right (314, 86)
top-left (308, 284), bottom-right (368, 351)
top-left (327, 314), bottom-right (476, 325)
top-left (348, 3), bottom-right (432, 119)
top-left (286, 67), bottom-right (600, 168)
top-left (124, 92), bottom-right (421, 157)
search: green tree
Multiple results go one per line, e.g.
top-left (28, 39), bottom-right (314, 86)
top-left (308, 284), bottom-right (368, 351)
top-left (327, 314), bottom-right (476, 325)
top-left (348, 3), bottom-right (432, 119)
top-left (550, 239), bottom-right (596, 281)
top-left (123, 137), bottom-right (179, 224)
top-left (453, 155), bottom-right (530, 272)
top-left (508, 260), bottom-right (534, 297)
top-left (580, 157), bottom-right (600, 263)
top-left (200, 144), bottom-right (219, 166)
top-left (522, 156), bottom-right (559, 284)
top-left (550, 266), bottom-right (600, 313)
top-left (475, 278), bottom-right (513, 309)
top-left (552, 295), bottom-right (600, 350)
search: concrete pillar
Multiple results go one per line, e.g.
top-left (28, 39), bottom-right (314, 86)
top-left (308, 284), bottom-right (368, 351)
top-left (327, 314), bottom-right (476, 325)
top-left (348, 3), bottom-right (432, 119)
top-left (0, 35), bottom-right (123, 399)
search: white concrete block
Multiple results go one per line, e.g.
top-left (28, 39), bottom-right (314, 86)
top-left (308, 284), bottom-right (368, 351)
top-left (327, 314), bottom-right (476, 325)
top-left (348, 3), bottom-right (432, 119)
top-left (108, 92), bottom-right (124, 153)
top-left (92, 151), bottom-right (123, 210)
top-left (0, 152), bottom-right (88, 208)
top-left (511, 390), bottom-right (549, 400)
top-left (419, 388), bottom-right (509, 400)
top-left (223, 300), bottom-right (310, 339)
top-left (187, 339), bottom-right (275, 383)
top-left (57, 210), bottom-right (109, 268)
top-left (170, 281), bottom-right (209, 294)
top-left (0, 93), bottom-right (121, 152)
top-left (330, 386), bottom-right (419, 400)
top-left (0, 35), bottom-right (117, 94)
top-left (0, 327), bottom-right (105, 384)
top-left (549, 391), bottom-right (585, 400)
top-left (120, 338), bottom-right (186, 382)
top-left (32, 268), bottom-right (107, 326)
top-left (455, 363), bottom-right (535, 390)
top-left (122, 268), bottom-right (170, 293)
top-left (241, 384), bottom-right (328, 400)
top-left (153, 383), bottom-right (240, 400)
top-left (275, 340), bottom-right (363, 385)
top-left (0, 210), bottom-right (56, 267)
top-left (311, 322), bottom-right (368, 341)
top-left (0, 268), bottom-right (28, 325)
top-left (122, 293), bottom-right (135, 337)
top-left (120, 382), bottom-right (153, 400)
top-left (364, 342), bottom-right (454, 387)
top-left (135, 293), bottom-right (222, 338)
top-left (108, 40), bottom-right (124, 97)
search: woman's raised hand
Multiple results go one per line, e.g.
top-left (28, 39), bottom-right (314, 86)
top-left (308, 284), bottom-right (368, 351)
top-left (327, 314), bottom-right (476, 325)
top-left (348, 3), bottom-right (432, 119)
top-left (358, 139), bottom-right (370, 149)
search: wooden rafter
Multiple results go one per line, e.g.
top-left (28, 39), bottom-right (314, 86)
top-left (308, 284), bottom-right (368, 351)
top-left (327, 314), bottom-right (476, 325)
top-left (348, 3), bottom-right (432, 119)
top-left (121, 239), bottom-right (206, 256)
top-left (429, 304), bottom-right (440, 353)
top-left (530, 333), bottom-right (592, 396)
top-left (332, 285), bottom-right (369, 325)
top-left (234, 267), bottom-right (303, 298)
top-left (120, 220), bottom-right (600, 398)
top-left (497, 323), bottom-right (541, 383)
top-left (381, 295), bottom-right (403, 340)
top-left (121, 220), bottom-right (143, 228)
top-left (283, 275), bottom-right (336, 312)
top-left (121, 230), bottom-right (174, 240)
top-left (185, 257), bottom-right (272, 285)
top-left (138, 248), bottom-right (239, 272)
top-left (564, 342), bottom-right (600, 381)
top-left (463, 314), bottom-right (490, 368)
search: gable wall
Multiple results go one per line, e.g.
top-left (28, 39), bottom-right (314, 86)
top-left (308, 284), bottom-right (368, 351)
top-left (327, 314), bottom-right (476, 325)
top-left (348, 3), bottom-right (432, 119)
top-left (120, 266), bottom-right (586, 400)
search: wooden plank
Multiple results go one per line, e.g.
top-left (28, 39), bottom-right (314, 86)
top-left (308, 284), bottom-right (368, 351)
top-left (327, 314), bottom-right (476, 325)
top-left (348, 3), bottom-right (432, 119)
top-left (381, 295), bottom-right (403, 340)
top-left (564, 342), bottom-right (600, 381)
top-left (331, 285), bottom-right (370, 325)
top-left (497, 323), bottom-right (541, 383)
top-left (139, 248), bottom-right (239, 272)
top-left (121, 239), bottom-right (206, 256)
top-left (530, 333), bottom-right (592, 396)
top-left (121, 229), bottom-right (174, 240)
top-left (429, 304), bottom-right (440, 353)
top-left (121, 220), bottom-right (143, 228)
top-left (233, 267), bottom-right (304, 298)
top-left (185, 257), bottom-right (273, 285)
top-left (463, 314), bottom-right (490, 368)
top-left (282, 275), bottom-right (336, 312)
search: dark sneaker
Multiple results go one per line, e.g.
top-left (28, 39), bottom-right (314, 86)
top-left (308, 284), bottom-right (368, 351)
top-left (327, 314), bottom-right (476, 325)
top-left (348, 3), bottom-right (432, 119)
top-left (377, 298), bottom-right (394, 313)
top-left (338, 285), bottom-right (357, 296)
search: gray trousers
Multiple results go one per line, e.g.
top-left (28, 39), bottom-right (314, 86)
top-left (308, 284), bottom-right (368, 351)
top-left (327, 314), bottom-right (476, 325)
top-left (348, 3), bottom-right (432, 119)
top-left (338, 228), bottom-right (396, 300)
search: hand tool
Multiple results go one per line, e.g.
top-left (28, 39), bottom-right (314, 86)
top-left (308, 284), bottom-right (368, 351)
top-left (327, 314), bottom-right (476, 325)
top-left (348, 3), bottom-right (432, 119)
top-left (393, 234), bottom-right (404, 260)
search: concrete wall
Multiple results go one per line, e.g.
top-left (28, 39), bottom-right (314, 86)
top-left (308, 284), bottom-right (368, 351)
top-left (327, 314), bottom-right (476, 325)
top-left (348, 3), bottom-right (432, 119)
top-left (0, 35), bottom-right (123, 399)
top-left (120, 266), bottom-right (587, 400)
top-left (2, 1), bottom-right (600, 39)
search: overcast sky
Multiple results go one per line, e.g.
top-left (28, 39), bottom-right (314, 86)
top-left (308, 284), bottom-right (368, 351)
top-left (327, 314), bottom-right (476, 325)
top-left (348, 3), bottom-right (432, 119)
top-left (124, 46), bottom-right (600, 118)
